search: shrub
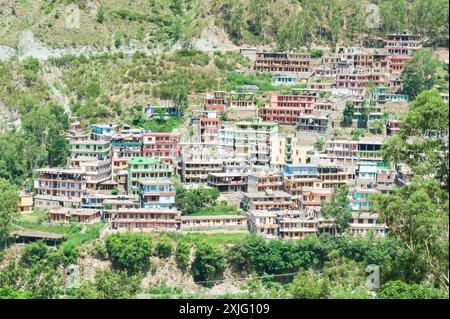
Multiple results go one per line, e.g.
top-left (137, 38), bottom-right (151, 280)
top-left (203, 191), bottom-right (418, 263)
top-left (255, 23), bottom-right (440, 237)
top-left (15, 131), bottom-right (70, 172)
top-left (93, 242), bottom-right (109, 259)
top-left (175, 241), bottom-right (191, 270)
top-left (104, 232), bottom-right (153, 274)
top-left (191, 243), bottom-right (225, 286)
top-left (156, 235), bottom-right (174, 259)
top-left (378, 281), bottom-right (448, 299)
top-left (78, 270), bottom-right (142, 299)
top-left (20, 241), bottom-right (49, 267)
top-left (290, 269), bottom-right (330, 299)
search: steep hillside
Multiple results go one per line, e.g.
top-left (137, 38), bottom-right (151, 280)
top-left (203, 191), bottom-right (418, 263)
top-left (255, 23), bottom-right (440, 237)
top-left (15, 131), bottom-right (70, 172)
top-left (1, 0), bottom-right (448, 51)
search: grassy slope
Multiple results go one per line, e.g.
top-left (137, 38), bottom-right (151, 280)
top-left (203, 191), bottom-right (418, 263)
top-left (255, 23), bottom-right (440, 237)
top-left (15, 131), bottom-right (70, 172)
top-left (0, 0), bottom-right (205, 48)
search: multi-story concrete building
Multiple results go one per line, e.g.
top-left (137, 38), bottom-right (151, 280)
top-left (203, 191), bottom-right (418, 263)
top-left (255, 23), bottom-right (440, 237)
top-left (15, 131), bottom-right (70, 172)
top-left (70, 140), bottom-right (111, 161)
top-left (107, 207), bottom-right (181, 232)
top-left (272, 73), bottom-right (303, 86)
top-left (376, 163), bottom-right (396, 192)
top-left (143, 131), bottom-right (181, 165)
top-left (48, 207), bottom-right (101, 223)
top-left (111, 130), bottom-right (143, 183)
top-left (373, 86), bottom-right (409, 103)
top-left (234, 119), bottom-right (279, 166)
top-left (181, 215), bottom-right (247, 230)
top-left (349, 212), bottom-right (386, 237)
top-left (81, 193), bottom-right (132, 210)
top-left (18, 191), bottom-right (34, 213)
top-left (247, 172), bottom-right (283, 192)
top-left (247, 210), bottom-right (279, 238)
top-left (138, 179), bottom-right (176, 209)
top-left (180, 143), bottom-right (223, 184)
top-left (296, 114), bottom-right (329, 134)
top-left (322, 138), bottom-right (383, 164)
top-left (260, 94), bottom-right (315, 124)
top-left (349, 186), bottom-right (380, 212)
top-left (227, 92), bottom-right (258, 119)
top-left (254, 52), bottom-right (315, 74)
top-left (127, 157), bottom-right (174, 196)
top-left (336, 47), bottom-right (388, 70)
top-left (34, 167), bottom-right (87, 209)
top-left (318, 164), bottom-right (354, 189)
top-left (334, 70), bottom-right (386, 95)
top-left (207, 173), bottom-right (247, 193)
top-left (144, 100), bottom-right (181, 117)
top-left (90, 123), bottom-right (119, 141)
top-left (396, 164), bottom-right (412, 186)
top-left (241, 189), bottom-right (294, 211)
top-left (386, 119), bottom-right (401, 136)
top-left (300, 185), bottom-right (334, 210)
top-left (228, 92), bottom-right (257, 109)
top-left (323, 139), bottom-right (358, 164)
top-left (283, 164), bottom-right (320, 207)
top-left (384, 33), bottom-right (421, 72)
top-left (218, 125), bottom-right (235, 152)
top-left (191, 111), bottom-right (220, 143)
top-left (278, 210), bottom-right (319, 239)
top-left (69, 156), bottom-right (111, 190)
top-left (204, 91), bottom-right (227, 112)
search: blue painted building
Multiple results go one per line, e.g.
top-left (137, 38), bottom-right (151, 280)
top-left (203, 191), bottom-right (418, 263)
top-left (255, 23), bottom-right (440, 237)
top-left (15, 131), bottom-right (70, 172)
top-left (373, 86), bottom-right (409, 103)
top-left (355, 162), bottom-right (378, 187)
top-left (283, 164), bottom-right (319, 179)
top-left (138, 179), bottom-right (176, 209)
top-left (272, 73), bottom-right (300, 86)
top-left (91, 123), bottom-right (118, 140)
top-left (145, 101), bottom-right (181, 117)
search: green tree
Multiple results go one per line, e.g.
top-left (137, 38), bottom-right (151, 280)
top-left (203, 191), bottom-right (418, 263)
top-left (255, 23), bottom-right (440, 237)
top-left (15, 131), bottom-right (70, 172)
top-left (20, 240), bottom-right (49, 267)
top-left (0, 286), bottom-right (32, 299)
top-left (290, 269), bottom-right (330, 299)
top-left (351, 128), bottom-right (365, 141)
top-left (323, 251), bottom-right (366, 290)
top-left (381, 134), bottom-right (406, 168)
top-left (401, 49), bottom-right (440, 98)
top-left (342, 101), bottom-right (354, 127)
top-left (372, 177), bottom-right (449, 290)
top-left (21, 105), bottom-right (69, 169)
top-left (379, 0), bottom-right (408, 34)
top-left (104, 232), bottom-right (153, 275)
top-left (191, 243), bottom-right (225, 286)
top-left (383, 89), bottom-right (449, 188)
top-left (369, 120), bottom-right (384, 134)
top-left (0, 133), bottom-right (27, 184)
top-left (0, 179), bottom-right (19, 248)
top-left (156, 234), bottom-right (174, 259)
top-left (411, 0), bottom-right (449, 46)
top-left (378, 280), bottom-right (448, 299)
top-left (175, 241), bottom-right (191, 270)
top-left (314, 137), bottom-right (325, 151)
top-left (321, 185), bottom-right (352, 235)
top-left (247, 0), bottom-right (268, 37)
top-left (175, 186), bottom-right (220, 215)
top-left (226, 3), bottom-right (244, 42)
top-left (0, 255), bottom-right (64, 299)
top-left (96, 6), bottom-right (105, 23)
top-left (111, 186), bottom-right (119, 195)
top-left (78, 270), bottom-right (142, 299)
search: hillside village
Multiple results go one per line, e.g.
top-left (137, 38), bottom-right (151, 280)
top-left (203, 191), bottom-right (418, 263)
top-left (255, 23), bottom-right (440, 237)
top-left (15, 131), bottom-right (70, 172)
top-left (0, 1), bottom-right (449, 300)
top-left (16, 33), bottom-right (447, 241)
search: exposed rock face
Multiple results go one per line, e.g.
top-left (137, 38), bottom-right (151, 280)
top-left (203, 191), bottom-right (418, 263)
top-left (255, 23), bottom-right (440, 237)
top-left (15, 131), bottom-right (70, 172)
top-left (0, 45), bottom-right (16, 61)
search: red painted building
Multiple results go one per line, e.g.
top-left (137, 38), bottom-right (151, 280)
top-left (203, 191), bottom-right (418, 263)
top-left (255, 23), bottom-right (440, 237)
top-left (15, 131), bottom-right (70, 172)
top-left (259, 94), bottom-right (316, 124)
top-left (143, 132), bottom-right (181, 165)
